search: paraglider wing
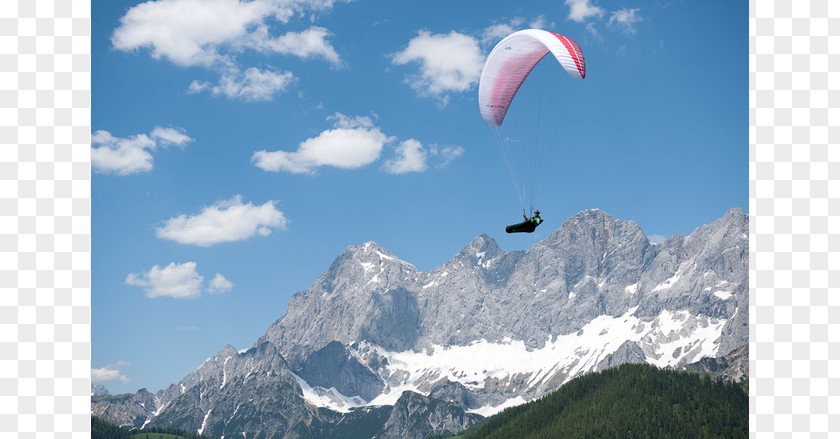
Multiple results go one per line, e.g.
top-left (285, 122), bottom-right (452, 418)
top-left (478, 29), bottom-right (585, 127)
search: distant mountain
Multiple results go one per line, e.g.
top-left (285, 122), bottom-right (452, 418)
top-left (91, 384), bottom-right (110, 397)
top-left (91, 388), bottom-right (156, 429)
top-left (451, 362), bottom-right (748, 439)
top-left (93, 208), bottom-right (748, 439)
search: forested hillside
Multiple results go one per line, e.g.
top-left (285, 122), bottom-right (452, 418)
top-left (454, 363), bottom-right (747, 439)
top-left (92, 416), bottom-right (218, 439)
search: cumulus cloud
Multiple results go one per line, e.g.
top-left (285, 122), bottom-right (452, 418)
top-left (208, 273), bottom-right (234, 294)
top-left (252, 113), bottom-right (391, 174)
top-left (91, 127), bottom-right (193, 175)
top-left (112, 0), bottom-right (260, 67)
top-left (529, 15), bottom-right (551, 30)
top-left (481, 19), bottom-right (524, 46)
top-left (126, 261), bottom-right (205, 299)
top-left (91, 366), bottom-right (130, 384)
top-left (480, 17), bottom-right (552, 47)
top-left (565, 0), bottom-right (605, 22)
top-left (155, 195), bottom-right (287, 246)
top-left (254, 113), bottom-right (464, 175)
top-left (189, 66), bottom-right (297, 101)
top-left (150, 126), bottom-right (193, 145)
top-left (391, 30), bottom-right (483, 104)
top-left (246, 26), bottom-right (341, 65)
top-left (126, 262), bottom-right (235, 298)
top-left (609, 8), bottom-right (643, 35)
top-left (382, 141), bottom-right (465, 174)
top-left (112, 0), bottom-right (342, 67)
top-left (382, 139), bottom-right (427, 174)
top-left (112, 0), bottom-right (342, 100)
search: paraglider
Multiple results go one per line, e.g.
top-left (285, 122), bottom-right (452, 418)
top-left (505, 210), bottom-right (543, 234)
top-left (477, 29), bottom-right (586, 233)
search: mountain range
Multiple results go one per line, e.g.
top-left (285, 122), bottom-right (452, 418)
top-left (92, 208), bottom-right (748, 438)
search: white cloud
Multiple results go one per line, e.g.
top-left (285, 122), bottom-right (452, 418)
top-left (585, 22), bottom-right (603, 41)
top-left (529, 15), bottom-right (552, 30)
top-left (112, 0), bottom-right (269, 67)
top-left (150, 126), bottom-right (193, 145)
top-left (155, 195), bottom-right (288, 246)
top-left (433, 145), bottom-right (465, 168)
top-left (91, 367), bottom-right (130, 384)
top-left (199, 66), bottom-right (297, 101)
top-left (481, 20), bottom-right (523, 46)
top-left (254, 113), bottom-right (463, 174)
top-left (609, 8), bottom-right (643, 35)
top-left (91, 127), bottom-right (193, 175)
top-left (112, 0), bottom-right (341, 67)
top-left (112, 0), bottom-right (342, 101)
top-left (126, 262), bottom-right (204, 299)
top-left (208, 273), bottom-right (234, 294)
top-left (247, 26), bottom-right (341, 65)
top-left (565, 0), bottom-right (605, 22)
top-left (252, 113), bottom-right (391, 174)
top-left (188, 80), bottom-right (212, 94)
top-left (126, 262), bottom-right (236, 299)
top-left (481, 17), bottom-right (554, 47)
top-left (391, 30), bottom-right (483, 104)
top-left (382, 141), bottom-right (465, 174)
top-left (383, 139), bottom-right (427, 174)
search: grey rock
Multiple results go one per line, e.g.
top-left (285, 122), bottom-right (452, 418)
top-left (596, 340), bottom-right (646, 371)
top-left (379, 391), bottom-right (483, 439)
top-left (91, 384), bottom-right (110, 397)
top-left (296, 341), bottom-right (385, 402)
top-left (91, 388), bottom-right (156, 429)
top-left (682, 344), bottom-right (749, 384)
top-left (428, 380), bottom-right (482, 410)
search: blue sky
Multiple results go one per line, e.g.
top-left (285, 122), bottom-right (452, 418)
top-left (91, 0), bottom-right (747, 394)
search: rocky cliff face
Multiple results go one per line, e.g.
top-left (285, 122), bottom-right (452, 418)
top-left (682, 344), bottom-right (749, 384)
top-left (94, 208), bottom-right (749, 438)
top-left (91, 388), bottom-right (156, 429)
top-left (379, 391), bottom-right (483, 439)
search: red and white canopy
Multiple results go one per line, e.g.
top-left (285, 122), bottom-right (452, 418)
top-left (478, 29), bottom-right (585, 126)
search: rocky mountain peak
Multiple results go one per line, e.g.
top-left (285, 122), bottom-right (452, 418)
top-left (335, 241), bottom-right (415, 273)
top-left (217, 344), bottom-right (238, 358)
top-left (450, 234), bottom-right (504, 268)
top-left (345, 241), bottom-right (403, 261)
top-left (529, 208), bottom-right (651, 289)
top-left (91, 384), bottom-right (110, 397)
top-left (312, 240), bottom-right (418, 299)
top-left (543, 208), bottom-right (640, 248)
top-left (722, 206), bottom-right (745, 221)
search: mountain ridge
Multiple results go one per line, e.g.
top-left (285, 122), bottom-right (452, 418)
top-left (93, 207), bottom-right (748, 438)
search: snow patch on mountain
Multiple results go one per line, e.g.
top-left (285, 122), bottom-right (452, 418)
top-left (198, 409), bottom-right (212, 435)
top-left (292, 372), bottom-right (366, 413)
top-left (291, 305), bottom-right (729, 416)
top-left (714, 290), bottom-right (733, 300)
top-left (651, 266), bottom-right (684, 292)
top-left (470, 396), bottom-right (527, 417)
